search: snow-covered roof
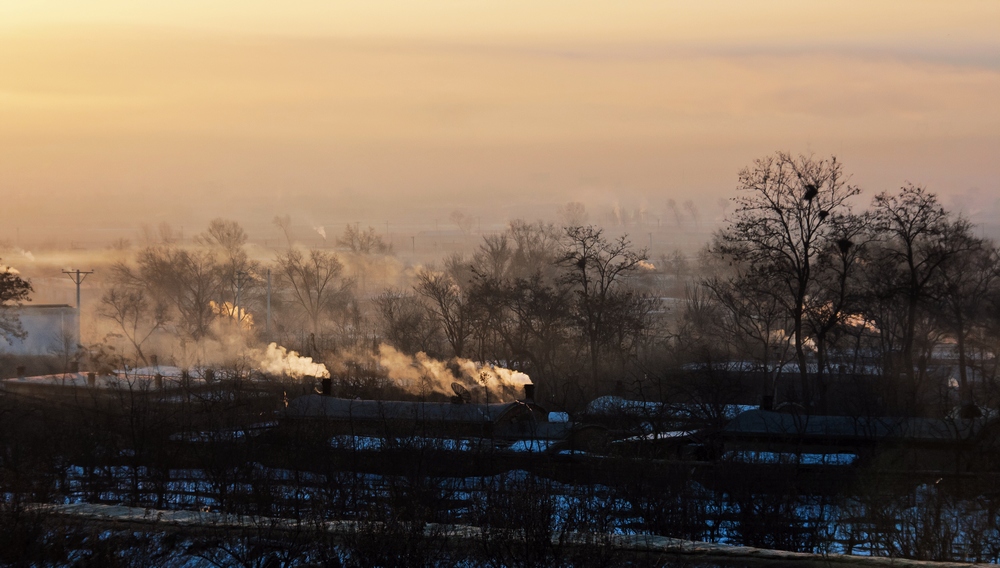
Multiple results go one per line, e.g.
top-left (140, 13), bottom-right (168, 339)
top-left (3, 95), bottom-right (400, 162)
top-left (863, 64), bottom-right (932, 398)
top-left (723, 409), bottom-right (990, 443)
top-left (287, 394), bottom-right (525, 424)
top-left (2, 370), bottom-right (206, 390)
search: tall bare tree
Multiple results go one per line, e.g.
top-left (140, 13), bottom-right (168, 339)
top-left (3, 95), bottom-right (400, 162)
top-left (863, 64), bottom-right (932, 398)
top-left (714, 152), bottom-right (861, 408)
top-left (275, 248), bottom-right (353, 335)
top-left (559, 225), bottom-right (649, 384)
top-left (933, 233), bottom-right (997, 403)
top-left (373, 288), bottom-right (441, 355)
top-left (869, 185), bottom-right (978, 400)
top-left (415, 268), bottom-right (471, 358)
top-left (337, 224), bottom-right (392, 255)
top-left (115, 246), bottom-right (221, 340)
top-left (98, 286), bottom-right (168, 364)
top-left (197, 218), bottom-right (261, 324)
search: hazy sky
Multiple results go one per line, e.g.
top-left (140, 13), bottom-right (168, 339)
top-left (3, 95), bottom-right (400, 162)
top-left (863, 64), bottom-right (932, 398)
top-left (2, 1), bottom-right (999, 242)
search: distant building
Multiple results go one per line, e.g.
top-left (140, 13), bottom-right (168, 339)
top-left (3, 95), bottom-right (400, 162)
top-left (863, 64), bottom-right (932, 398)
top-left (0, 304), bottom-right (78, 356)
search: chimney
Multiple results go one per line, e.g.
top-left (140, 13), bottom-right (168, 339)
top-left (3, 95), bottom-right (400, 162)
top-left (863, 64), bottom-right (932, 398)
top-left (150, 354), bottom-right (158, 368)
top-left (523, 383), bottom-right (535, 403)
top-left (68, 361), bottom-right (79, 374)
top-left (16, 366), bottom-right (25, 380)
top-left (205, 369), bottom-right (215, 383)
top-left (321, 377), bottom-right (332, 396)
top-left (760, 394), bottom-right (774, 411)
top-left (87, 372), bottom-right (96, 387)
top-left (154, 373), bottom-right (163, 390)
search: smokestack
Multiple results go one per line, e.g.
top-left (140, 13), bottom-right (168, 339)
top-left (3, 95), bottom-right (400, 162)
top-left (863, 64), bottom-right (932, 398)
top-left (16, 366), bottom-right (25, 380)
top-left (760, 394), bottom-right (774, 411)
top-left (150, 354), bottom-right (158, 368)
top-left (321, 377), bottom-right (332, 396)
top-left (523, 383), bottom-right (535, 403)
top-left (87, 372), bottom-right (96, 387)
top-left (68, 361), bottom-right (79, 374)
top-left (205, 369), bottom-right (215, 383)
top-left (155, 373), bottom-right (163, 390)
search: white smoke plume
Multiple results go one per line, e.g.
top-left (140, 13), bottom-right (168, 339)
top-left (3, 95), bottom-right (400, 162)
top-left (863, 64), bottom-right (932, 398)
top-left (257, 342), bottom-right (330, 379)
top-left (314, 226), bottom-right (327, 240)
top-left (375, 344), bottom-right (530, 401)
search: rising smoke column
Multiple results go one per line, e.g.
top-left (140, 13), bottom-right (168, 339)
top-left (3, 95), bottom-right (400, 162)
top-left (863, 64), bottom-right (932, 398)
top-left (376, 344), bottom-right (529, 400)
top-left (257, 342), bottom-right (330, 378)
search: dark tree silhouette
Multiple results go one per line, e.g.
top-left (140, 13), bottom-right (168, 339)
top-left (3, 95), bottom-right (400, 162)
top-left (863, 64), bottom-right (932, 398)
top-left (714, 152), bottom-right (860, 408)
top-left (0, 261), bottom-right (32, 344)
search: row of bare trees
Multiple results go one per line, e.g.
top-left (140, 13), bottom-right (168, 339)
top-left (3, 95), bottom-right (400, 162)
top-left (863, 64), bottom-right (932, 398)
top-left (99, 220), bottom-right (366, 365)
top-left (697, 152), bottom-right (1000, 415)
top-left (89, 152), bottom-right (1000, 418)
top-left (377, 221), bottom-right (659, 408)
top-left (95, 216), bottom-right (659, 409)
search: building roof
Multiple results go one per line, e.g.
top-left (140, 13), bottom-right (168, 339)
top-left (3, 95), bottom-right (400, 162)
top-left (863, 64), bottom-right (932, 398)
top-left (723, 409), bottom-right (988, 443)
top-left (14, 304), bottom-right (75, 310)
top-left (286, 394), bottom-right (525, 424)
top-left (2, 369), bottom-right (207, 390)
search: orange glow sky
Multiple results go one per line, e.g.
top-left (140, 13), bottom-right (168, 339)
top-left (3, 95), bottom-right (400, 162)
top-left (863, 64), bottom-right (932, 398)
top-left (2, 1), bottom-right (999, 242)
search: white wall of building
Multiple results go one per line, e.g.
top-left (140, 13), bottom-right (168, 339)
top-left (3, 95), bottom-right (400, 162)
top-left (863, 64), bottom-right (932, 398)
top-left (0, 305), bottom-right (79, 356)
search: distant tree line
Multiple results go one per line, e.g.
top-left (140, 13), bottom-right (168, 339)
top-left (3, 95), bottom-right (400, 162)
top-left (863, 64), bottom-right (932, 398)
top-left (83, 152), bottom-right (1000, 417)
top-left (695, 152), bottom-right (1000, 416)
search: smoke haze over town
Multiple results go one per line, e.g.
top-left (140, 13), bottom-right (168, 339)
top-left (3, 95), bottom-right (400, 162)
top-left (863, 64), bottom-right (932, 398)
top-left (4, 3), bottom-right (1000, 566)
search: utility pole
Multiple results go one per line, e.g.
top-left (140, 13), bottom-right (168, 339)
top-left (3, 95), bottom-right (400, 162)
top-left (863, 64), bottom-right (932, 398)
top-left (266, 268), bottom-right (272, 338)
top-left (233, 271), bottom-right (248, 323)
top-left (62, 269), bottom-right (93, 311)
top-left (62, 269), bottom-right (93, 347)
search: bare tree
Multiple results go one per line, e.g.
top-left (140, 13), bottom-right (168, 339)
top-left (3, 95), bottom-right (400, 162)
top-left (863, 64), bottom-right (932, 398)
top-left (415, 268), bottom-right (471, 358)
top-left (113, 246), bottom-right (221, 341)
top-left (559, 202), bottom-right (589, 227)
top-left (714, 152), bottom-right (860, 408)
top-left (464, 221), bottom-right (572, 378)
top-left (507, 220), bottom-right (563, 280)
top-left (449, 210), bottom-right (475, 234)
top-left (272, 214), bottom-right (293, 247)
top-left (337, 224), bottom-right (392, 255)
top-left (934, 233), bottom-right (998, 403)
top-left (705, 267), bottom-right (794, 395)
top-left (802, 212), bottom-right (871, 411)
top-left (98, 286), bottom-right (168, 364)
top-left (197, 219), bottom-right (262, 324)
top-left (559, 225), bottom-right (650, 384)
top-left (373, 288), bottom-right (441, 355)
top-left (275, 248), bottom-right (353, 334)
top-left (471, 233), bottom-right (514, 280)
top-left (869, 185), bottom-right (979, 403)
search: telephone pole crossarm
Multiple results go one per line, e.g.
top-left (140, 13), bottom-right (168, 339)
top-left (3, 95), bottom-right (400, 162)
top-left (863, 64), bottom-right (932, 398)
top-left (62, 268), bottom-right (93, 350)
top-left (62, 269), bottom-right (94, 310)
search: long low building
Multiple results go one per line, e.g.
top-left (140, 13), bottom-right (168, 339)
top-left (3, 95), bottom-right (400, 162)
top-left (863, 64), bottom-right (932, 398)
top-left (285, 390), bottom-right (571, 442)
top-left (0, 304), bottom-right (78, 356)
top-left (717, 408), bottom-right (1000, 472)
